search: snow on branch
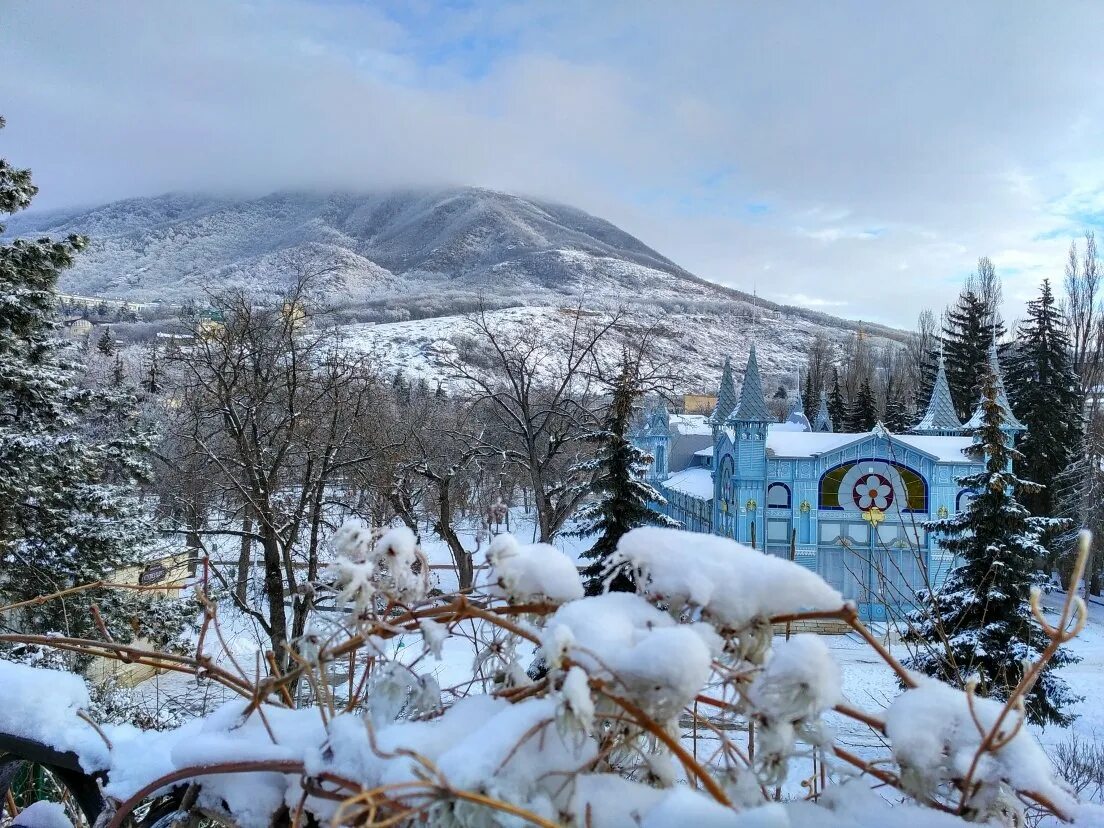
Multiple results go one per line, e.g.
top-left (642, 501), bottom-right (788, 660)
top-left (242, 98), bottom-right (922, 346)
top-left (0, 524), bottom-right (1088, 828)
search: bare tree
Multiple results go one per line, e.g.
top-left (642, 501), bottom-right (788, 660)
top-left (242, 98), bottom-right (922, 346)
top-left (166, 262), bottom-right (386, 667)
top-left (445, 304), bottom-right (621, 543)
top-left (1066, 232), bottom-right (1104, 403)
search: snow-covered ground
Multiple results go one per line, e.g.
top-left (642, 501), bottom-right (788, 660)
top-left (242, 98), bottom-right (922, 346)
top-left (338, 302), bottom-right (898, 396)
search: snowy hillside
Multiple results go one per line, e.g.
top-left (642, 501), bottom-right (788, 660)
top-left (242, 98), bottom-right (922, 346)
top-left (340, 303), bottom-right (894, 392)
top-left (5, 188), bottom-right (905, 385)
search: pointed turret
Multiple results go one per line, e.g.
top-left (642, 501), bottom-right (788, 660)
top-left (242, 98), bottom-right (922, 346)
top-left (710, 356), bottom-right (738, 427)
top-left (813, 392), bottom-right (833, 432)
top-left (785, 374), bottom-right (810, 430)
top-left (965, 345), bottom-right (1025, 433)
top-left (788, 376), bottom-right (805, 419)
top-left (728, 345), bottom-right (773, 425)
top-left (912, 352), bottom-right (964, 436)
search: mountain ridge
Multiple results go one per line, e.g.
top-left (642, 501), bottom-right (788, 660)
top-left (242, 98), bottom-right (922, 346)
top-left (3, 187), bottom-right (901, 339)
top-left (3, 187), bottom-right (905, 389)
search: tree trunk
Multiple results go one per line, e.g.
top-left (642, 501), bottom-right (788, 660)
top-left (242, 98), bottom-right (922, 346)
top-left (260, 529), bottom-right (289, 670)
top-left (236, 508), bottom-right (252, 604)
top-left (435, 478), bottom-right (473, 592)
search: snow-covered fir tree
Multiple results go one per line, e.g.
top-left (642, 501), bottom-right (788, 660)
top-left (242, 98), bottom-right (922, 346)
top-left (903, 355), bottom-right (1079, 726)
top-left (0, 116), bottom-right (188, 658)
top-left (573, 352), bottom-right (677, 595)
top-left (942, 288), bottom-right (1004, 421)
top-left (1005, 279), bottom-right (1082, 518)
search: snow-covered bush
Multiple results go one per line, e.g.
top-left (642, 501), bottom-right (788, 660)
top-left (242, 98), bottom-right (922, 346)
top-left (0, 524), bottom-right (1087, 827)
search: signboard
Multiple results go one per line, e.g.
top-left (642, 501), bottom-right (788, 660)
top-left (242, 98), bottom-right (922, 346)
top-left (138, 563), bottom-right (167, 585)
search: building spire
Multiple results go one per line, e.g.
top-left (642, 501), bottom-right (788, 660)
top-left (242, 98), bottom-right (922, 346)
top-left (911, 351), bottom-right (964, 436)
top-left (710, 356), bottom-right (738, 426)
top-left (965, 344), bottom-right (1025, 433)
top-left (788, 372), bottom-right (805, 419)
top-left (812, 391), bottom-right (833, 432)
top-left (728, 344), bottom-right (773, 423)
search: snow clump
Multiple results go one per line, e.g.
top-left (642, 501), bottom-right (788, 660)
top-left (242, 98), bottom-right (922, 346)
top-left (486, 533), bottom-right (585, 603)
top-left (613, 526), bottom-right (844, 628)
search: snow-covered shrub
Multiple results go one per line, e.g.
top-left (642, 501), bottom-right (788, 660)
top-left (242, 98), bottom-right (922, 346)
top-left (0, 524), bottom-right (1086, 828)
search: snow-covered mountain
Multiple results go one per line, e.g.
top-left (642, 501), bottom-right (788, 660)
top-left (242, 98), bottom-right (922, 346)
top-left (4, 188), bottom-right (904, 388)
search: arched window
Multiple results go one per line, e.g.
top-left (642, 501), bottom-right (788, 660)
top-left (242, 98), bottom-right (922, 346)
top-left (655, 444), bottom-right (666, 474)
top-left (767, 482), bottom-right (791, 508)
top-left (818, 460), bottom-right (927, 513)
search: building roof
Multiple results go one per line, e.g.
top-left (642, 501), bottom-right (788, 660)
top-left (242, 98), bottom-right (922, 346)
top-left (765, 426), bottom-right (975, 463)
top-left (693, 445), bottom-right (714, 457)
top-left (964, 345), bottom-right (1026, 432)
top-left (912, 353), bottom-right (963, 435)
top-left (669, 414), bottom-right (712, 436)
top-left (662, 466), bottom-right (715, 500)
top-left (728, 345), bottom-right (773, 423)
top-left (710, 357), bottom-right (738, 425)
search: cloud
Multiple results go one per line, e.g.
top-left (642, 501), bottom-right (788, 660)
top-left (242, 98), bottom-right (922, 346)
top-left (2, 1), bottom-right (1104, 327)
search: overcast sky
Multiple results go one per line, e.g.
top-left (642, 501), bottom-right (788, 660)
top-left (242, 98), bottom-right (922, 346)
top-left (3, 1), bottom-right (1104, 327)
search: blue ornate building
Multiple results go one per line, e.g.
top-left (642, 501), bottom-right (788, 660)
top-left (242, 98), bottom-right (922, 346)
top-left (636, 346), bottom-right (1022, 620)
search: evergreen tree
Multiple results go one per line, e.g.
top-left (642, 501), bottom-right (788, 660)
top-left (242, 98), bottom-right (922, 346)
top-left (827, 368), bottom-right (846, 429)
top-left (942, 289), bottom-right (1004, 421)
top-left (1005, 280), bottom-right (1083, 517)
top-left (144, 347), bottom-right (161, 394)
top-left (845, 376), bottom-right (877, 431)
top-left (574, 352), bottom-right (677, 595)
top-left (882, 372), bottom-right (910, 432)
top-left (111, 354), bottom-right (126, 387)
top-left (97, 326), bottom-right (114, 356)
top-left (801, 368), bottom-right (816, 421)
top-left (903, 359), bottom-right (1078, 726)
top-left (0, 116), bottom-right (186, 659)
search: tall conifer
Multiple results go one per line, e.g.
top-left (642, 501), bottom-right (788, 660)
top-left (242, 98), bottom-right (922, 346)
top-left (904, 359), bottom-right (1078, 726)
top-left (1005, 279), bottom-right (1082, 517)
top-left (573, 352), bottom-right (677, 595)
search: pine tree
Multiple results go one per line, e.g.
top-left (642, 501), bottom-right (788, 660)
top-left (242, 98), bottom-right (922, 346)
top-left (801, 368), bottom-right (816, 421)
top-left (1005, 279), bottom-right (1083, 517)
top-left (574, 352), bottom-right (677, 595)
top-left (903, 359), bottom-right (1079, 726)
top-left (97, 326), bottom-right (114, 356)
top-left (942, 289), bottom-right (1004, 421)
top-left (882, 372), bottom-right (910, 432)
top-left (845, 376), bottom-right (877, 431)
top-left (0, 116), bottom-right (187, 659)
top-left (112, 354), bottom-right (126, 387)
top-left (827, 368), bottom-right (846, 429)
top-left (144, 347), bottom-right (161, 394)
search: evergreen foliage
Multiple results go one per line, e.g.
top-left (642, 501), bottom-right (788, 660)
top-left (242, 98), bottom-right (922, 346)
top-left (903, 359), bottom-right (1078, 726)
top-left (882, 378), bottom-right (910, 433)
top-left (942, 289), bottom-right (1004, 421)
top-left (801, 368), bottom-right (816, 421)
top-left (0, 116), bottom-right (188, 658)
top-left (845, 376), bottom-right (877, 431)
top-left (97, 326), bottom-right (114, 356)
top-left (827, 368), bottom-right (846, 429)
top-left (1005, 279), bottom-right (1083, 517)
top-left (574, 353), bottom-right (677, 595)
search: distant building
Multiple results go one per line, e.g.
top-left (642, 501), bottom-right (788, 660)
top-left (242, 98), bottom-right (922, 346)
top-left (196, 308), bottom-right (225, 339)
top-left (62, 317), bottom-right (93, 339)
top-left (682, 393), bottom-right (717, 414)
top-left (633, 346), bottom-right (1022, 621)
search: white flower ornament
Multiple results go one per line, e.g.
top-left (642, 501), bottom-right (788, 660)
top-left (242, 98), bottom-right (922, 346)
top-left (853, 474), bottom-right (892, 510)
